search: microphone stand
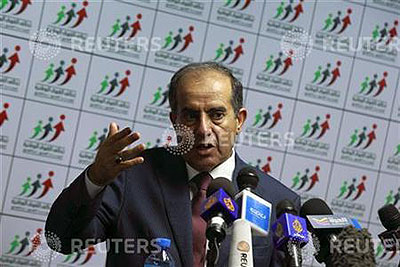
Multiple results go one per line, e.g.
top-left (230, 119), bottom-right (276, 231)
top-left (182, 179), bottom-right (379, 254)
top-left (205, 213), bottom-right (226, 267)
top-left (206, 237), bottom-right (220, 267)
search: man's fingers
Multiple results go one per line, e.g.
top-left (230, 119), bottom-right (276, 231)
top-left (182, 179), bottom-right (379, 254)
top-left (111, 132), bottom-right (141, 152)
top-left (107, 122), bottom-right (119, 138)
top-left (119, 143), bottom-right (146, 160)
top-left (108, 127), bottom-right (135, 144)
top-left (118, 157), bottom-right (144, 170)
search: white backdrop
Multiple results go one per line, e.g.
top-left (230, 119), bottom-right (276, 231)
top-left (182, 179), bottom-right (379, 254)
top-left (0, 0), bottom-right (399, 266)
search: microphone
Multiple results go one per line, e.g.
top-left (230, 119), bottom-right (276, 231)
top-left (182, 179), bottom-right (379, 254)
top-left (200, 177), bottom-right (238, 266)
top-left (300, 198), bottom-right (363, 266)
top-left (330, 225), bottom-right (376, 267)
top-left (272, 199), bottom-right (309, 267)
top-left (378, 204), bottom-right (400, 253)
top-left (234, 167), bottom-right (272, 237)
top-left (228, 218), bottom-right (254, 267)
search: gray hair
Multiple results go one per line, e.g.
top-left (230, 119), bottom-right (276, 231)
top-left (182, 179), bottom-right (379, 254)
top-left (168, 62), bottom-right (243, 115)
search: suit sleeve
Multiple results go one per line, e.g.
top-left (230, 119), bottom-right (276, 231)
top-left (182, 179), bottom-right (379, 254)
top-left (45, 167), bottom-right (126, 254)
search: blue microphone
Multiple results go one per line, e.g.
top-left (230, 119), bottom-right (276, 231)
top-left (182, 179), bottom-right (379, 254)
top-left (272, 199), bottom-right (309, 267)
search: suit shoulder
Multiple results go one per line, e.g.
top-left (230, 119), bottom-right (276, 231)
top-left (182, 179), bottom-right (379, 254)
top-left (139, 147), bottom-right (181, 167)
top-left (256, 168), bottom-right (299, 202)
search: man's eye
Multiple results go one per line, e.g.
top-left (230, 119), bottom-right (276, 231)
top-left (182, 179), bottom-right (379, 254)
top-left (185, 112), bottom-right (197, 121)
top-left (212, 112), bottom-right (224, 120)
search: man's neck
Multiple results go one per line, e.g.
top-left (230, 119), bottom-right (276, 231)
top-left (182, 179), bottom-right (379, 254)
top-left (186, 149), bottom-right (236, 181)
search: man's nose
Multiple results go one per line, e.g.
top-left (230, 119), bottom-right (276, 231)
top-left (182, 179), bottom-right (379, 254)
top-left (195, 113), bottom-right (212, 137)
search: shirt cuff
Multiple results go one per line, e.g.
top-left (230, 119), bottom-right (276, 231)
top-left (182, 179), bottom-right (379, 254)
top-left (85, 169), bottom-right (105, 198)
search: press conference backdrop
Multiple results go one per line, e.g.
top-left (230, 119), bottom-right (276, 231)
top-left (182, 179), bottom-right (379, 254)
top-left (0, 0), bottom-right (399, 266)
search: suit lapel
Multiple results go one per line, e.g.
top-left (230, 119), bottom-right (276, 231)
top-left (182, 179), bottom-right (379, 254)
top-left (154, 150), bottom-right (193, 266)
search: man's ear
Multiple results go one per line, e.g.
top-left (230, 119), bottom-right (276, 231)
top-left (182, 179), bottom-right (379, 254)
top-left (169, 112), bottom-right (177, 124)
top-left (236, 108), bottom-right (247, 134)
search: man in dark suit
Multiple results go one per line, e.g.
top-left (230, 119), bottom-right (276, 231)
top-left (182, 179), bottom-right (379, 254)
top-left (46, 62), bottom-right (300, 266)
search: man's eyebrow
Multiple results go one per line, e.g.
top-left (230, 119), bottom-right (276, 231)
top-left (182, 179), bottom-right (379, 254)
top-left (208, 107), bottom-right (227, 113)
top-left (181, 107), bottom-right (199, 113)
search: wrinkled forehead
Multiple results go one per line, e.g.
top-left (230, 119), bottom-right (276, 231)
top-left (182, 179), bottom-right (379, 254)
top-left (175, 70), bottom-right (233, 111)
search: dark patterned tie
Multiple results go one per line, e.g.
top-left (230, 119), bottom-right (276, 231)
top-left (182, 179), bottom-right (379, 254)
top-left (191, 172), bottom-right (212, 267)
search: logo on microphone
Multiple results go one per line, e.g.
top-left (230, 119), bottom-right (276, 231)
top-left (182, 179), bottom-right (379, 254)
top-left (292, 219), bottom-right (303, 233)
top-left (275, 223), bottom-right (284, 237)
top-left (223, 197), bottom-right (235, 212)
top-left (311, 217), bottom-right (330, 226)
top-left (237, 241), bottom-right (250, 252)
top-left (204, 196), bottom-right (217, 210)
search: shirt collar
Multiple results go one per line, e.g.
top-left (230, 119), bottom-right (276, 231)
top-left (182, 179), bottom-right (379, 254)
top-left (185, 148), bottom-right (236, 182)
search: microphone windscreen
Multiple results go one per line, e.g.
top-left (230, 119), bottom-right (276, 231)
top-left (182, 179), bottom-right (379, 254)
top-left (300, 198), bottom-right (333, 218)
top-left (237, 167), bottom-right (259, 191)
top-left (206, 177), bottom-right (236, 198)
top-left (331, 226), bottom-right (376, 266)
top-left (378, 204), bottom-right (400, 230)
top-left (276, 199), bottom-right (297, 218)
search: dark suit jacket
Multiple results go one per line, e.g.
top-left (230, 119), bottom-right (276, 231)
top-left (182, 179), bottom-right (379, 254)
top-left (46, 147), bottom-right (300, 266)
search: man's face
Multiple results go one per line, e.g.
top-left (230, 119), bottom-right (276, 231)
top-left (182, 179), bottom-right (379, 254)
top-left (170, 70), bottom-right (247, 172)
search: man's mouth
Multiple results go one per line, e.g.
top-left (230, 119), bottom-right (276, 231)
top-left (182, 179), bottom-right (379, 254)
top-left (196, 143), bottom-right (215, 150)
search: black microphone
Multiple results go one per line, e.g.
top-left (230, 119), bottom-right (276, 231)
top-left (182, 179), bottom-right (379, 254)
top-left (330, 225), bottom-right (376, 267)
top-left (378, 204), bottom-right (400, 253)
top-left (300, 198), bottom-right (335, 265)
top-left (200, 177), bottom-right (238, 266)
top-left (300, 198), bottom-right (364, 266)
